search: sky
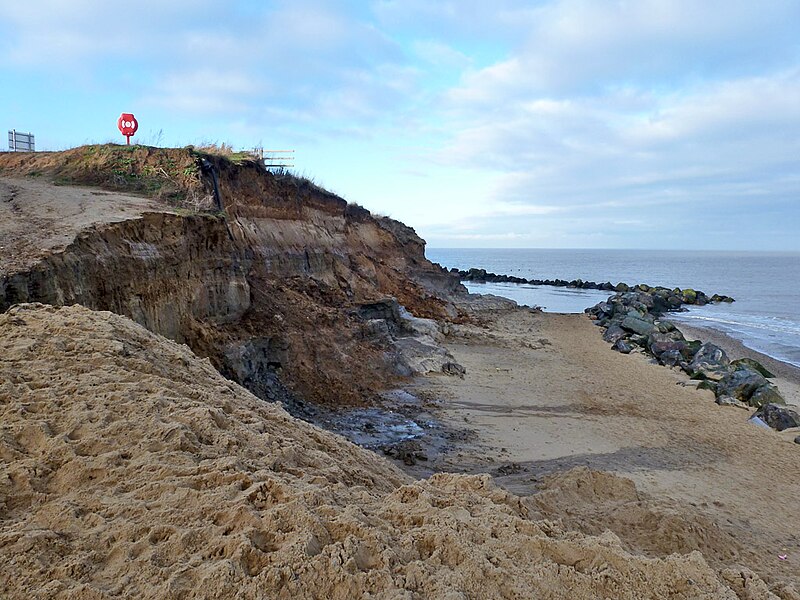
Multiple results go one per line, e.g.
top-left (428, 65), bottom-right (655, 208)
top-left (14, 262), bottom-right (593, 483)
top-left (1, 1), bottom-right (799, 250)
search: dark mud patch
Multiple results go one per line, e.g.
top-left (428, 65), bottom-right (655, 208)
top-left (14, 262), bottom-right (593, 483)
top-left (281, 388), bottom-right (476, 474)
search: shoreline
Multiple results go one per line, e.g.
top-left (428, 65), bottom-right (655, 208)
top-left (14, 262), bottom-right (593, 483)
top-left (673, 320), bottom-right (800, 393)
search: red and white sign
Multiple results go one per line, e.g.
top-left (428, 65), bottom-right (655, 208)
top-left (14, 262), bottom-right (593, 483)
top-left (117, 113), bottom-right (138, 145)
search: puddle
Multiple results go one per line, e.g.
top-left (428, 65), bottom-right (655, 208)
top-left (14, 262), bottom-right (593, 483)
top-left (278, 388), bottom-right (471, 471)
top-left (316, 407), bottom-right (425, 448)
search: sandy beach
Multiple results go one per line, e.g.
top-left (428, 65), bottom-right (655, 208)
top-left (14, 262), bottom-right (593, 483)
top-left (2, 165), bottom-right (798, 597)
top-left (409, 305), bottom-right (800, 590)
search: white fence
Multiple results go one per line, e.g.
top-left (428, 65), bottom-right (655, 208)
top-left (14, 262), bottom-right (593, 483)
top-left (8, 130), bottom-right (35, 152)
top-left (251, 146), bottom-right (294, 171)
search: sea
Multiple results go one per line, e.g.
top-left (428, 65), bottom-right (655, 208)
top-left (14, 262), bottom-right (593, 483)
top-left (426, 248), bottom-right (800, 369)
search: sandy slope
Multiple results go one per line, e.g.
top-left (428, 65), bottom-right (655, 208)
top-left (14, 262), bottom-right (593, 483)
top-left (412, 307), bottom-right (800, 593)
top-left (0, 303), bottom-right (783, 599)
top-left (0, 177), bottom-right (172, 276)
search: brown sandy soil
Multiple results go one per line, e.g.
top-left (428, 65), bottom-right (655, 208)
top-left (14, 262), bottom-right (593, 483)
top-left (2, 303), bottom-right (781, 599)
top-left (0, 177), bottom-right (173, 276)
top-left (410, 307), bottom-right (800, 593)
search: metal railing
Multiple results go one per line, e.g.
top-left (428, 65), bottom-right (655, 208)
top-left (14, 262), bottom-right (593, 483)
top-left (8, 129), bottom-right (35, 152)
top-left (251, 146), bottom-right (295, 171)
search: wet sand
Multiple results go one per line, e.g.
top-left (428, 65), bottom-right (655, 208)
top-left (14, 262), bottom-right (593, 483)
top-left (409, 307), bottom-right (800, 589)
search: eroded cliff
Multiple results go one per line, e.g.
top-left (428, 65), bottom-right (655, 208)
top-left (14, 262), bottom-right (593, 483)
top-left (0, 145), bottom-right (464, 407)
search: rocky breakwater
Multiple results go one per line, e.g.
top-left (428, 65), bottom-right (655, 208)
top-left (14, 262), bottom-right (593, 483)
top-left (457, 268), bottom-right (735, 305)
top-left (586, 289), bottom-right (800, 432)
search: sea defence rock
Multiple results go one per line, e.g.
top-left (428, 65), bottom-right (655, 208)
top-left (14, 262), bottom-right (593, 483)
top-left (586, 290), bottom-right (789, 428)
top-left (621, 314), bottom-right (659, 336)
top-left (454, 268), bottom-right (735, 305)
top-left (688, 343), bottom-right (731, 381)
top-left (752, 403), bottom-right (800, 431)
top-left (715, 367), bottom-right (776, 407)
top-left (731, 358), bottom-right (776, 379)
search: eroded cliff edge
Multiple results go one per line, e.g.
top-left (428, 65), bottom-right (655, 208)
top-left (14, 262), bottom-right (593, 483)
top-left (0, 145), bottom-right (465, 409)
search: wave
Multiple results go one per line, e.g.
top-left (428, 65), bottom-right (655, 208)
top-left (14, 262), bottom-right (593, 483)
top-left (673, 311), bottom-right (800, 368)
top-left (677, 312), bottom-right (800, 337)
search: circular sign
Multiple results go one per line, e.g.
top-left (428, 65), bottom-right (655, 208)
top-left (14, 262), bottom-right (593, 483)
top-left (117, 113), bottom-right (139, 137)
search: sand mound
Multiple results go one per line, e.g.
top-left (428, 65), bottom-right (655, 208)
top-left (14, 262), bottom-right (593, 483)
top-left (0, 304), bottom-right (776, 599)
top-left (532, 468), bottom-right (743, 566)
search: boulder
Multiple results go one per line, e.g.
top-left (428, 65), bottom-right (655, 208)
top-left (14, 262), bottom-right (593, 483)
top-left (730, 358), bottom-right (775, 379)
top-left (620, 314), bottom-right (658, 336)
top-left (696, 380), bottom-right (718, 393)
top-left (713, 370), bottom-right (785, 409)
top-left (657, 320), bottom-right (677, 333)
top-left (658, 349), bottom-right (683, 367)
top-left (596, 302), bottom-right (611, 315)
top-left (465, 268), bottom-right (487, 282)
top-left (665, 294), bottom-right (683, 310)
top-left (682, 340), bottom-right (702, 361)
top-left (715, 368), bottom-right (769, 406)
top-left (650, 294), bottom-right (674, 314)
top-left (635, 293), bottom-right (655, 309)
top-left (687, 343), bottom-right (730, 381)
top-left (695, 293), bottom-right (708, 306)
top-left (681, 288), bottom-right (698, 304)
top-left (715, 396), bottom-right (749, 409)
top-left (748, 384), bottom-right (785, 408)
top-left (647, 332), bottom-right (686, 357)
top-left (752, 403), bottom-right (800, 431)
top-left (602, 324), bottom-right (628, 344)
top-left (612, 339), bottom-right (632, 354)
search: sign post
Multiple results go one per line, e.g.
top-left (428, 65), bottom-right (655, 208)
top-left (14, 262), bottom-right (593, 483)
top-left (117, 113), bottom-right (138, 145)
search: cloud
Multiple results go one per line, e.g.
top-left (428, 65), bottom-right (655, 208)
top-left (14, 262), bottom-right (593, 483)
top-left (445, 0), bottom-right (800, 99)
top-left (438, 67), bottom-right (800, 210)
top-left (1, 1), bottom-right (410, 123)
top-left (2, 0), bottom-right (799, 249)
top-left (0, 0), bottom-right (216, 67)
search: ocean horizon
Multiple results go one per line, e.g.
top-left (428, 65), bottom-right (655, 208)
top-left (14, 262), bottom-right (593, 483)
top-left (426, 247), bottom-right (800, 370)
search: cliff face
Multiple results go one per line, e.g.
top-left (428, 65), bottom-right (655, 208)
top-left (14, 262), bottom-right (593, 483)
top-left (0, 146), bottom-right (465, 407)
top-left (2, 213), bottom-right (249, 341)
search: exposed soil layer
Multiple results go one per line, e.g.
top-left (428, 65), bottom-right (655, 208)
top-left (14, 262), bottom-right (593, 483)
top-left (0, 177), bottom-right (172, 275)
